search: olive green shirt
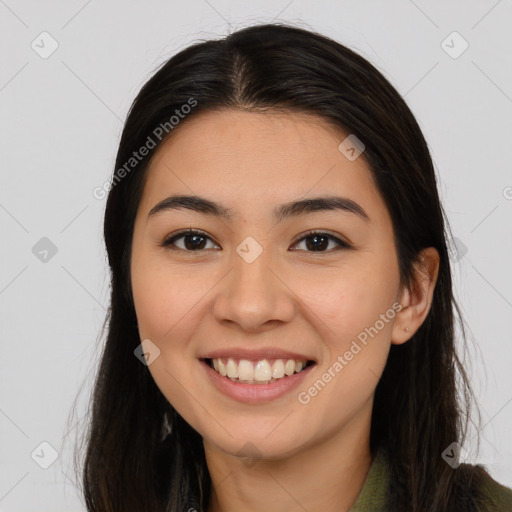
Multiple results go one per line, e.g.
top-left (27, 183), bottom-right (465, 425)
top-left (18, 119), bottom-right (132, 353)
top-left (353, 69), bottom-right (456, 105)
top-left (349, 450), bottom-right (512, 511)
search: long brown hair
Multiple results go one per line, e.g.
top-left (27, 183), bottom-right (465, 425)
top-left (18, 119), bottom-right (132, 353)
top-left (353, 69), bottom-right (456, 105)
top-left (70, 22), bottom-right (492, 511)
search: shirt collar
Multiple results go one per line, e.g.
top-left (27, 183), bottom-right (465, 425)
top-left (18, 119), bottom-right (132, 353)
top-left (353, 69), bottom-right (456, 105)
top-left (349, 449), bottom-right (389, 511)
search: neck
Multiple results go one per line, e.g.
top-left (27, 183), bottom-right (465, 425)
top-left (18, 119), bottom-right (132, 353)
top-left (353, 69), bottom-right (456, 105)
top-left (204, 402), bottom-right (373, 512)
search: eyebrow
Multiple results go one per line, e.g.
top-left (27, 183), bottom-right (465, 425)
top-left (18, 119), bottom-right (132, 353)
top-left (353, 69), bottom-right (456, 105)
top-left (147, 194), bottom-right (370, 223)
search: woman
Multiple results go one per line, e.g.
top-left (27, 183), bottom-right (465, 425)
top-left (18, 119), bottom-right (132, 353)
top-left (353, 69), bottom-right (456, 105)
top-left (77, 23), bottom-right (512, 511)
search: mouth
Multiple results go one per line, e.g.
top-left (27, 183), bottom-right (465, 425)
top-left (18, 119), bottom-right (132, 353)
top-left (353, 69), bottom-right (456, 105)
top-left (202, 357), bottom-right (317, 385)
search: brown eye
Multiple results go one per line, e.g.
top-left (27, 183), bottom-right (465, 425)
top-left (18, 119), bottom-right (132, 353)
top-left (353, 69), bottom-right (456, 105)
top-left (162, 229), bottom-right (219, 251)
top-left (161, 229), bottom-right (351, 253)
top-left (291, 231), bottom-right (350, 252)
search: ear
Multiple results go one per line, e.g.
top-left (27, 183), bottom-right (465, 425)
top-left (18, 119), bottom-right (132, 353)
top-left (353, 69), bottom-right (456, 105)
top-left (391, 247), bottom-right (440, 345)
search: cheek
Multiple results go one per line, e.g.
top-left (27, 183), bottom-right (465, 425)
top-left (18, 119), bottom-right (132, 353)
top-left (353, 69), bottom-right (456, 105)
top-left (131, 255), bottom-right (204, 341)
top-left (131, 259), bottom-right (209, 423)
top-left (298, 271), bottom-right (395, 409)
top-left (131, 270), bottom-right (170, 339)
top-left (296, 263), bottom-right (398, 345)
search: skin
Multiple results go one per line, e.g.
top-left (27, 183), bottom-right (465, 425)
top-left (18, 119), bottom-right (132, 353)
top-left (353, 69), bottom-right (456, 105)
top-left (130, 109), bottom-right (440, 512)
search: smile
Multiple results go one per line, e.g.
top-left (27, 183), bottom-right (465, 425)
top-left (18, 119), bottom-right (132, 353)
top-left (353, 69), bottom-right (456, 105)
top-left (205, 357), bottom-right (315, 384)
top-left (200, 357), bottom-right (317, 403)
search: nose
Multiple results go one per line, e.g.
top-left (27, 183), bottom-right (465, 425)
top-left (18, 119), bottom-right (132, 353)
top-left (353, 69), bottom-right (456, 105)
top-left (212, 248), bottom-right (295, 332)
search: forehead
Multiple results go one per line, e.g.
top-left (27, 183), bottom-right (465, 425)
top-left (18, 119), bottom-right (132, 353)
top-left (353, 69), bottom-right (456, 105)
top-left (138, 109), bottom-right (387, 225)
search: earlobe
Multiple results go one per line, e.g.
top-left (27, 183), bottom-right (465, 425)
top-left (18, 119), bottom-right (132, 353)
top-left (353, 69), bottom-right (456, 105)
top-left (390, 247), bottom-right (440, 345)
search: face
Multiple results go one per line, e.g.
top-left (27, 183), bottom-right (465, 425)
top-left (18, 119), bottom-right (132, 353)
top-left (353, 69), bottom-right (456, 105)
top-left (130, 109), bottom-right (405, 460)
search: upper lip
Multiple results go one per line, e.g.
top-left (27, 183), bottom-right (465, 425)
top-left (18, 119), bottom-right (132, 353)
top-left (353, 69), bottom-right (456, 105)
top-left (200, 347), bottom-right (317, 362)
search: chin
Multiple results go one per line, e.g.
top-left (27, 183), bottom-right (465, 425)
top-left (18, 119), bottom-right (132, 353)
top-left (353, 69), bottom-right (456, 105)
top-left (206, 428), bottom-right (308, 462)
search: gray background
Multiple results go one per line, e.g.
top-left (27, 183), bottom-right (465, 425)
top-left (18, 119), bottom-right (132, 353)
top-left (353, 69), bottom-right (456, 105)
top-left (1, 1), bottom-right (511, 510)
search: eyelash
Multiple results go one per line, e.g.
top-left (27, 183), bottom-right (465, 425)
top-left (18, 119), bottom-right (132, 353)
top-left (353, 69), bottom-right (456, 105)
top-left (160, 228), bottom-right (351, 253)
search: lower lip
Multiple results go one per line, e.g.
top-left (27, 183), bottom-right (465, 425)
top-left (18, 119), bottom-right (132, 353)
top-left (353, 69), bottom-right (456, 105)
top-left (200, 359), bottom-right (316, 404)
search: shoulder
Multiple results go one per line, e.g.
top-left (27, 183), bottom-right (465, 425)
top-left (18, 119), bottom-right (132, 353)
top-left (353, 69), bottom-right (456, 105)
top-left (473, 466), bottom-right (512, 511)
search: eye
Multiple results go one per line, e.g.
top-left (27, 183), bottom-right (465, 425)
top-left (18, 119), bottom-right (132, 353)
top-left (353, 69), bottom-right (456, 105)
top-left (291, 230), bottom-right (351, 252)
top-left (161, 229), bottom-right (351, 253)
top-left (161, 229), bottom-right (219, 251)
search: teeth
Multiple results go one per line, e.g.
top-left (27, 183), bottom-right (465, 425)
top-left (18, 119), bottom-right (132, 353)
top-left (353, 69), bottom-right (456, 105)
top-left (285, 359), bottom-right (296, 376)
top-left (209, 357), bottom-right (311, 384)
top-left (226, 358), bottom-right (238, 378)
top-left (254, 360), bottom-right (272, 381)
top-left (218, 359), bottom-right (227, 376)
top-left (238, 359), bottom-right (254, 381)
top-left (272, 359), bottom-right (285, 379)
